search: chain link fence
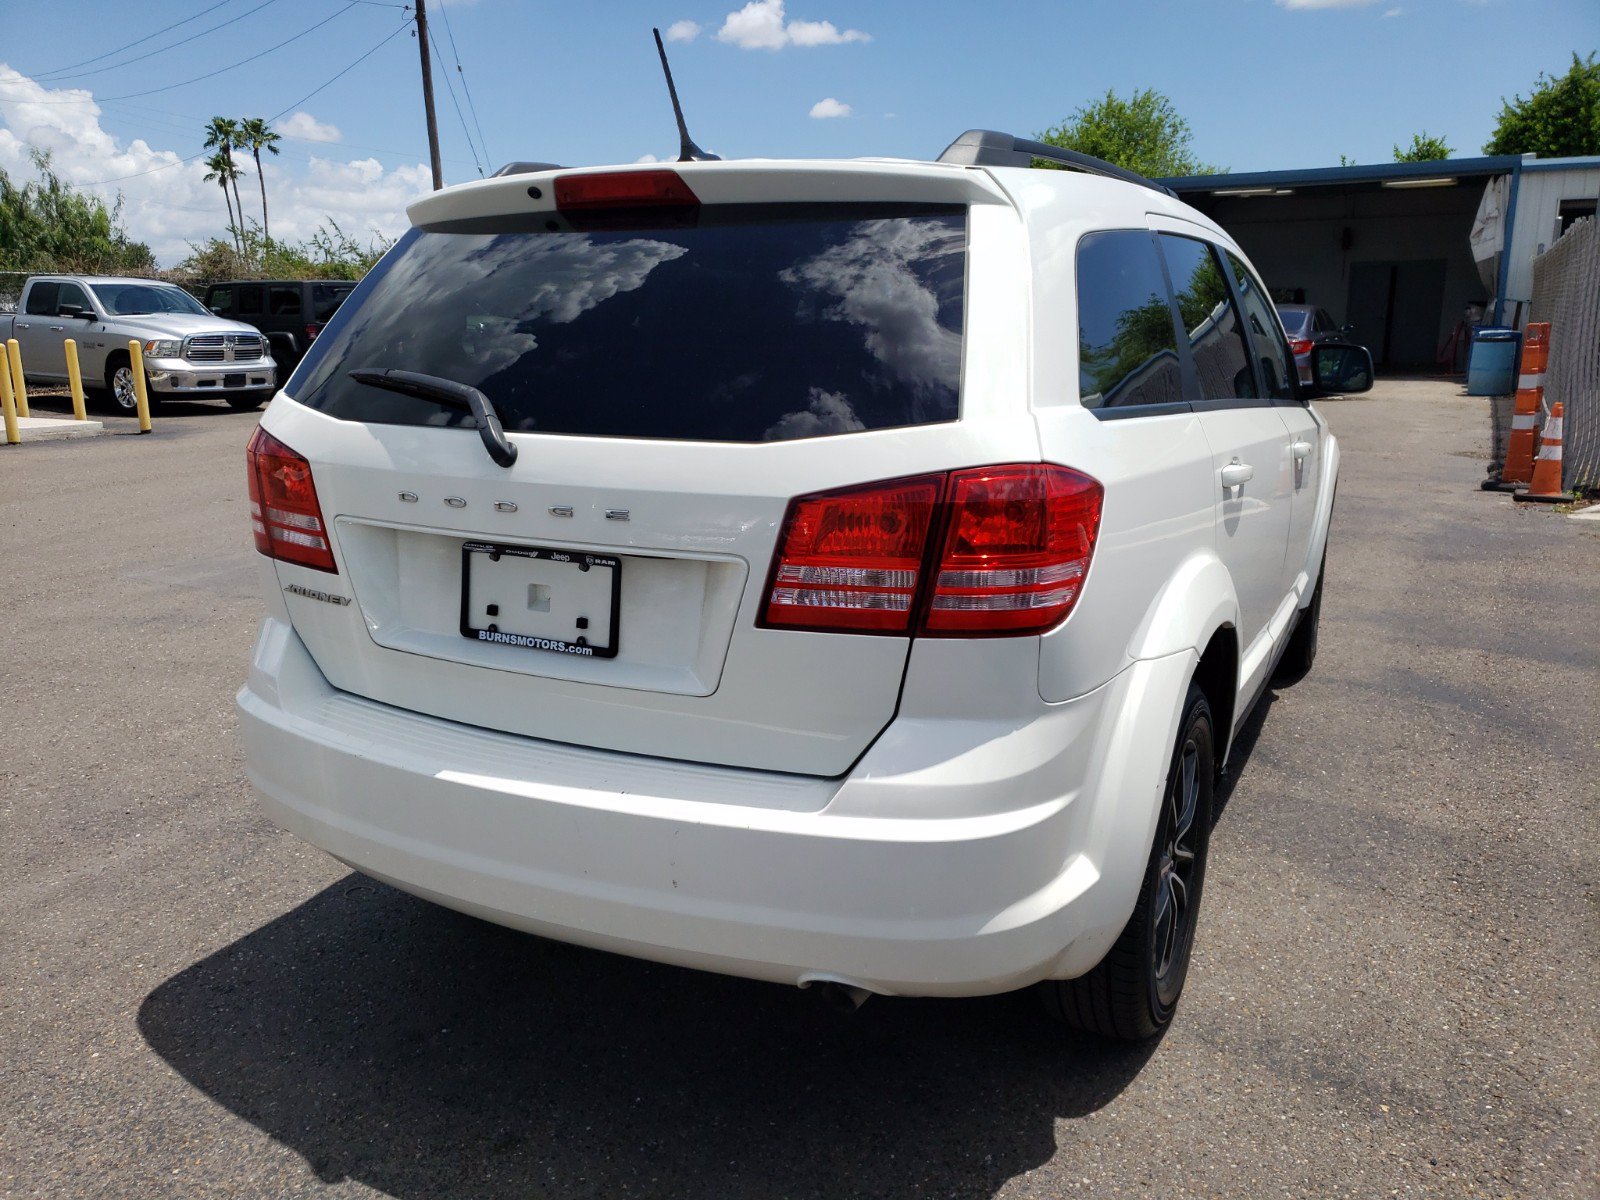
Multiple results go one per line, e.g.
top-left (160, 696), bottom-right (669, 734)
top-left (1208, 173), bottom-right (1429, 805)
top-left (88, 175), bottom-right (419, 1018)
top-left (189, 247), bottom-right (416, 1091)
top-left (1529, 217), bottom-right (1600, 493)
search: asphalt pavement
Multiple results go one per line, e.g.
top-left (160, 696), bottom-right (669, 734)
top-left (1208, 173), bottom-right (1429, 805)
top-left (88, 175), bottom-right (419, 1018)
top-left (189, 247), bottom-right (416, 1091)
top-left (2, 381), bottom-right (1596, 1199)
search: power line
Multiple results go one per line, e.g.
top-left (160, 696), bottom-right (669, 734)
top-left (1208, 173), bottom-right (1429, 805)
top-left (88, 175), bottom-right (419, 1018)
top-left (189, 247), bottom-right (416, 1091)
top-left (27, 0), bottom-right (236, 79)
top-left (0, 3), bottom-right (361, 105)
top-left (436, 0), bottom-right (491, 166)
top-left (34, 0), bottom-right (283, 83)
top-left (427, 27), bottom-right (483, 176)
top-left (268, 20), bottom-right (410, 123)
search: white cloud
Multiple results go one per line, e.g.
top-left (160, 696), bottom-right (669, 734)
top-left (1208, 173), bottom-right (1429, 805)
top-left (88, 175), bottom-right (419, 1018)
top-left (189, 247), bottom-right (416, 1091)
top-left (277, 111), bottom-right (341, 144)
top-left (1274, 0), bottom-right (1379, 8)
top-left (809, 97), bottom-right (851, 119)
top-left (716, 1), bottom-right (869, 50)
top-left (1383, 6), bottom-right (1404, 14)
top-left (0, 63), bottom-right (429, 267)
top-left (665, 19), bottom-right (701, 42)
top-left (635, 153), bottom-right (661, 163)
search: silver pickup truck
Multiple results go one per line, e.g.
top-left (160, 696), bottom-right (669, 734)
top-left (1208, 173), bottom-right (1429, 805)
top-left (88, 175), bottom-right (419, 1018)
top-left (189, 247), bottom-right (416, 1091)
top-left (3, 275), bottom-right (277, 413)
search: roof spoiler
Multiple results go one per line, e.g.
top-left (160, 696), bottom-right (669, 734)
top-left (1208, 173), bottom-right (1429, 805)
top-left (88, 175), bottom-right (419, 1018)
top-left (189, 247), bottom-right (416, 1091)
top-left (936, 129), bottom-right (1176, 198)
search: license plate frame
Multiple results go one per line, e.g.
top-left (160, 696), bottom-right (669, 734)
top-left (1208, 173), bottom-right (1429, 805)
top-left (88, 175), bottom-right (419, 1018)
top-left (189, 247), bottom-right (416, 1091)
top-left (459, 540), bottom-right (621, 659)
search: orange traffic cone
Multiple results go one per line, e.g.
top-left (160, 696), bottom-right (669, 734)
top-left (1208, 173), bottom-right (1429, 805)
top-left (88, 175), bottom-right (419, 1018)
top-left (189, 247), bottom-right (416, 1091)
top-left (1488, 322), bottom-right (1548, 489)
top-left (1514, 402), bottom-right (1568, 503)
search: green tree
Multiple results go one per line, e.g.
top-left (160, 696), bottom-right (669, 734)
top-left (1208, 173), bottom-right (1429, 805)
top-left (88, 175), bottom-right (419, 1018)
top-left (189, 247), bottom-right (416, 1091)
top-left (238, 117), bottom-right (282, 243)
top-left (1484, 52), bottom-right (1600, 157)
top-left (0, 150), bottom-right (154, 273)
top-left (1394, 131), bottom-right (1453, 162)
top-left (176, 219), bottom-right (392, 283)
top-left (202, 150), bottom-right (241, 253)
top-left (203, 116), bottom-right (247, 248)
top-left (1037, 88), bottom-right (1223, 179)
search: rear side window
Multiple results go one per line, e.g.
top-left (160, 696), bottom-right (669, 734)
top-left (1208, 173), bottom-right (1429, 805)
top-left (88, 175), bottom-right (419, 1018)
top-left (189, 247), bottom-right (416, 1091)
top-left (268, 285), bottom-right (302, 316)
top-left (24, 282), bottom-right (59, 315)
top-left (311, 283), bottom-right (354, 321)
top-left (293, 204), bottom-right (967, 442)
top-left (1159, 234), bottom-right (1255, 402)
top-left (1224, 251), bottom-right (1296, 400)
top-left (1075, 230), bottom-right (1183, 410)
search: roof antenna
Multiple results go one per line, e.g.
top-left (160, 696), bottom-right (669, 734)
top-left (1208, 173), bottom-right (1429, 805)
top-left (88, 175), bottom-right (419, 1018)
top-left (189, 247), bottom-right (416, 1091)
top-left (652, 27), bottom-right (720, 163)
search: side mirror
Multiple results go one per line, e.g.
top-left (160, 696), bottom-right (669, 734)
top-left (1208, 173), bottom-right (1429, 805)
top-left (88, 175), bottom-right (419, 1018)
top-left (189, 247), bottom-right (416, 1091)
top-left (210, 305), bottom-right (225, 315)
top-left (57, 304), bottom-right (91, 319)
top-left (1309, 343), bottom-right (1374, 395)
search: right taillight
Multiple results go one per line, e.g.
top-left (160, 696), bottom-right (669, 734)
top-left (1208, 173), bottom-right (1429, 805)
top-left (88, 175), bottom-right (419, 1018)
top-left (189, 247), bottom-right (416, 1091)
top-left (246, 426), bottom-right (337, 573)
top-left (758, 464), bottom-right (1102, 637)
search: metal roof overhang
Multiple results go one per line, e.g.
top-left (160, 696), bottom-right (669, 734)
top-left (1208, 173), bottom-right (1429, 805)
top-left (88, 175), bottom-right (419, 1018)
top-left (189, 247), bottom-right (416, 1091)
top-left (1157, 156), bottom-right (1526, 196)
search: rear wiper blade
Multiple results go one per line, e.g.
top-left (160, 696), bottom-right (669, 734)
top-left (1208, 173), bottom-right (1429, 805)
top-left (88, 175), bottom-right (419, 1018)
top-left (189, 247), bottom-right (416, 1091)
top-left (348, 367), bottom-right (518, 469)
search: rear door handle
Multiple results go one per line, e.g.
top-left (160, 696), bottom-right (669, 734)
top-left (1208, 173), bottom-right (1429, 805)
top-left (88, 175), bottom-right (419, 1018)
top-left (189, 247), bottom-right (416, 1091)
top-left (48, 324), bottom-right (65, 332)
top-left (1220, 460), bottom-right (1254, 489)
top-left (14, 322), bottom-right (29, 330)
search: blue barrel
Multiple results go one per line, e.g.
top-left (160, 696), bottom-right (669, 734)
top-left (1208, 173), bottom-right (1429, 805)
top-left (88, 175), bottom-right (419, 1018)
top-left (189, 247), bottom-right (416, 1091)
top-left (1466, 327), bottom-right (1522, 396)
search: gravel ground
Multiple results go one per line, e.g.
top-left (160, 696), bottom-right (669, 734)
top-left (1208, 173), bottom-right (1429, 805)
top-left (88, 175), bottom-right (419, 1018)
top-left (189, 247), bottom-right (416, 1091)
top-left (2, 380), bottom-right (1596, 1199)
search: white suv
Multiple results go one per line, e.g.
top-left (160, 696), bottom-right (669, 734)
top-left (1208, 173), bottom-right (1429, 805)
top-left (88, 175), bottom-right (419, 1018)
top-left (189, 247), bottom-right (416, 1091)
top-left (238, 131), bottom-right (1372, 1039)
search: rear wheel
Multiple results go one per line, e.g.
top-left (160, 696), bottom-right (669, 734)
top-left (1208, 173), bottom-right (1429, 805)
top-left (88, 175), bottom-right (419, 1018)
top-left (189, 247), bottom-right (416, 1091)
top-left (1040, 682), bottom-right (1215, 1040)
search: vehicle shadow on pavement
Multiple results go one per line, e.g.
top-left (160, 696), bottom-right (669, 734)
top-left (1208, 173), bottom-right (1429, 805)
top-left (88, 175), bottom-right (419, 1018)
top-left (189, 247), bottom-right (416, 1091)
top-left (139, 883), bottom-right (1158, 1198)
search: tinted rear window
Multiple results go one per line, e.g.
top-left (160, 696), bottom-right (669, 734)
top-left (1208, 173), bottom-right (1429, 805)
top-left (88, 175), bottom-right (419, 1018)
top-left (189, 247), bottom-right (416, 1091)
top-left (311, 283), bottom-right (355, 321)
top-left (291, 204), bottom-right (967, 442)
top-left (1277, 308), bottom-right (1311, 333)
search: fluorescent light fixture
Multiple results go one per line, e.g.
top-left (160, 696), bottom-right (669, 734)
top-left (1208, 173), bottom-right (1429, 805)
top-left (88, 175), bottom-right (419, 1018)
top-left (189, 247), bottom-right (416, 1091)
top-left (1383, 177), bottom-right (1457, 189)
top-left (1212, 186), bottom-right (1279, 197)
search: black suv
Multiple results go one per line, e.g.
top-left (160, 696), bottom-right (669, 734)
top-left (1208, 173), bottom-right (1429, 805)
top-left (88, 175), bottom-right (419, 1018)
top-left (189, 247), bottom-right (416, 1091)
top-left (203, 279), bottom-right (357, 373)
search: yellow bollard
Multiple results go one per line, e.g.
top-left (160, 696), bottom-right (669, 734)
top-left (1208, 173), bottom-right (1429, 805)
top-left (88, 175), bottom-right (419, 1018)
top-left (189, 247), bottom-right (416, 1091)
top-left (0, 350), bottom-right (18, 445)
top-left (6, 338), bottom-right (29, 418)
top-left (64, 339), bottom-right (87, 421)
top-left (127, 339), bottom-right (152, 433)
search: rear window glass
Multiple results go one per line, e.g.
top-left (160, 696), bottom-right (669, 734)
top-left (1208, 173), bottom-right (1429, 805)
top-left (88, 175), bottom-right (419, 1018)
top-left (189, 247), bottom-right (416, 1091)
top-left (311, 283), bottom-right (354, 321)
top-left (1277, 309), bottom-right (1311, 333)
top-left (291, 204), bottom-right (967, 442)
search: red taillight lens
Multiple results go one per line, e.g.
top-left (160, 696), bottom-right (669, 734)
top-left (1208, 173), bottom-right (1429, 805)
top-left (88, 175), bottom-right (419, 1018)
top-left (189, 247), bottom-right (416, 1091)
top-left (246, 427), bottom-right (337, 573)
top-left (553, 169), bottom-right (700, 211)
top-left (759, 464), bottom-right (1103, 637)
top-left (760, 473), bottom-right (944, 632)
top-left (305, 322), bottom-right (324, 342)
top-left (1288, 338), bottom-right (1314, 357)
top-left (923, 465), bottom-right (1102, 635)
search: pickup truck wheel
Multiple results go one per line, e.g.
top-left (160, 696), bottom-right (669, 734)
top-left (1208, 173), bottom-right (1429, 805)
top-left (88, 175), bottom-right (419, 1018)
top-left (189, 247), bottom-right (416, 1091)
top-left (1039, 683), bottom-right (1214, 1040)
top-left (1273, 557), bottom-right (1324, 685)
top-left (107, 358), bottom-right (161, 416)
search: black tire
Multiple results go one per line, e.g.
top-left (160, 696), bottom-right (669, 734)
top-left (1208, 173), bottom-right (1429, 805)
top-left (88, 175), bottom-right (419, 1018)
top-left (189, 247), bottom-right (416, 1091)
top-left (105, 355), bottom-right (162, 417)
top-left (1040, 683), bottom-right (1215, 1040)
top-left (225, 391), bottom-right (269, 412)
top-left (1273, 557), bottom-right (1324, 685)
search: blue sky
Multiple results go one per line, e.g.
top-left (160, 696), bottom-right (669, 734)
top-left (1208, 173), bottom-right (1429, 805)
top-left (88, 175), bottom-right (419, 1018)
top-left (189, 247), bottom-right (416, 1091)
top-left (0, 0), bottom-right (1594, 263)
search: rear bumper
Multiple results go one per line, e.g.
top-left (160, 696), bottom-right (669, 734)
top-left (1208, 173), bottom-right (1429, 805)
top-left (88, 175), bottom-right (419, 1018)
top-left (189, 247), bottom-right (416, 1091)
top-left (238, 618), bottom-right (1189, 997)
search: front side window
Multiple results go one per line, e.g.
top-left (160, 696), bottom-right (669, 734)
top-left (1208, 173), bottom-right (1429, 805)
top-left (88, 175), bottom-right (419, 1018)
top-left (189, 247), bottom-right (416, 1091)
top-left (237, 286), bottom-right (263, 316)
top-left (208, 286), bottom-right (233, 312)
top-left (1075, 230), bottom-right (1183, 410)
top-left (294, 204), bottom-right (967, 443)
top-left (57, 282), bottom-right (90, 311)
top-left (1159, 235), bottom-right (1255, 402)
top-left (1224, 251), bottom-right (1297, 400)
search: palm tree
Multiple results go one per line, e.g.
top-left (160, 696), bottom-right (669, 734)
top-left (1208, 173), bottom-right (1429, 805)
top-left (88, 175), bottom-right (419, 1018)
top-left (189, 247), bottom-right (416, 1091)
top-left (238, 117), bottom-right (282, 243)
top-left (203, 117), bottom-right (247, 248)
top-left (202, 150), bottom-right (241, 253)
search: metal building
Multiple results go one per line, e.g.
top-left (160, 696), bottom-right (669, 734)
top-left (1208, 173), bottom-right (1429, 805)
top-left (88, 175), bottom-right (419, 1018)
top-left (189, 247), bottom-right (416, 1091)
top-left (1160, 156), bottom-right (1600, 371)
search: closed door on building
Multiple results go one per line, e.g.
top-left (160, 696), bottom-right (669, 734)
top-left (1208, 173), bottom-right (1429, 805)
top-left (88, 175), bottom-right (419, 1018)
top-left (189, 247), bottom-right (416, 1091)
top-left (1346, 259), bottom-right (1447, 369)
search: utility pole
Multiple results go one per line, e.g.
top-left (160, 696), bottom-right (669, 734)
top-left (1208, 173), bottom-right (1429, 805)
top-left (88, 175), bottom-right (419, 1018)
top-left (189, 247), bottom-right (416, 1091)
top-left (414, 0), bottom-right (443, 190)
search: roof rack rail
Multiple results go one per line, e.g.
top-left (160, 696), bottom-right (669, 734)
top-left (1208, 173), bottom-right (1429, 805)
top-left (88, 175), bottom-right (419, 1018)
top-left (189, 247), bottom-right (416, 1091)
top-left (491, 161), bottom-right (564, 178)
top-left (936, 130), bottom-right (1176, 198)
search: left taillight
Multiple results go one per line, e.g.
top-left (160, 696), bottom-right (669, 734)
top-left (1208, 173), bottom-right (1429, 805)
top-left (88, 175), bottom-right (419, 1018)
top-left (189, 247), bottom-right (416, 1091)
top-left (1288, 337), bottom-right (1314, 357)
top-left (246, 426), bottom-right (337, 573)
